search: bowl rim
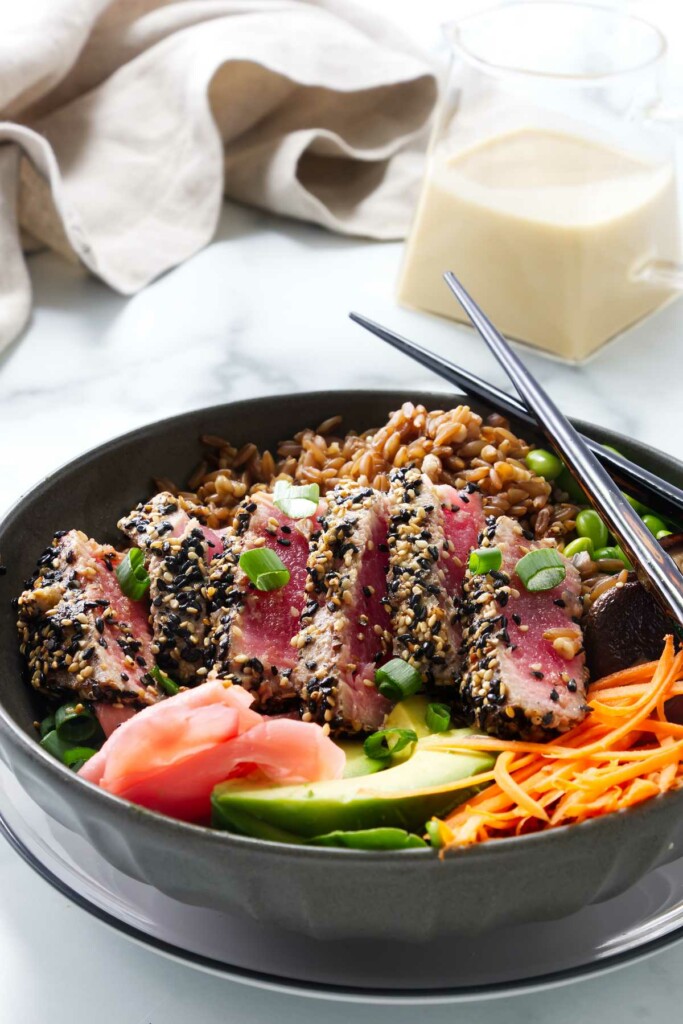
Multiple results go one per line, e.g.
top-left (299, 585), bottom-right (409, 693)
top-left (2, 387), bottom-right (682, 864)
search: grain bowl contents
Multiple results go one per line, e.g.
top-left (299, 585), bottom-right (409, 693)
top-left (15, 403), bottom-right (683, 852)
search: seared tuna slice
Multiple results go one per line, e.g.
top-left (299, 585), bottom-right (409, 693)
top-left (437, 483), bottom-right (486, 596)
top-left (17, 530), bottom-right (159, 706)
top-left (385, 468), bottom-right (478, 688)
top-left (291, 484), bottom-right (392, 733)
top-left (118, 493), bottom-right (221, 684)
top-left (460, 515), bottom-right (588, 739)
top-left (206, 493), bottom-right (314, 710)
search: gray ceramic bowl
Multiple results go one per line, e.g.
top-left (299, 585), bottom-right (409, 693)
top-left (1, 389), bottom-right (683, 943)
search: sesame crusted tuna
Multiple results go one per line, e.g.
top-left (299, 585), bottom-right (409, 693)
top-left (460, 515), bottom-right (588, 739)
top-left (205, 493), bottom-right (314, 711)
top-left (118, 493), bottom-right (221, 684)
top-left (385, 468), bottom-right (473, 688)
top-left (290, 484), bottom-right (392, 733)
top-left (16, 530), bottom-right (160, 706)
top-left (436, 483), bottom-right (485, 596)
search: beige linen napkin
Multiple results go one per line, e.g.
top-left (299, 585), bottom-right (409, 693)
top-left (0, 0), bottom-right (437, 351)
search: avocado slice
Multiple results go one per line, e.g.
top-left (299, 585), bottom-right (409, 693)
top-left (308, 828), bottom-right (427, 850)
top-left (211, 735), bottom-right (492, 838)
top-left (339, 740), bottom-right (385, 779)
top-left (384, 695), bottom-right (433, 739)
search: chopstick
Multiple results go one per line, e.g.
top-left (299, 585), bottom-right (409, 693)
top-left (442, 270), bottom-right (683, 627)
top-left (348, 312), bottom-right (683, 524)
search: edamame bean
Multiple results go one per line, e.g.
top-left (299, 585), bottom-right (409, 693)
top-left (556, 467), bottom-right (585, 503)
top-left (593, 546), bottom-right (617, 561)
top-left (642, 514), bottom-right (668, 536)
top-left (593, 548), bottom-right (634, 573)
top-left (615, 546), bottom-right (633, 569)
top-left (575, 509), bottom-right (608, 550)
top-left (623, 492), bottom-right (649, 516)
top-left (525, 449), bottom-right (564, 481)
top-left (564, 537), bottom-right (593, 558)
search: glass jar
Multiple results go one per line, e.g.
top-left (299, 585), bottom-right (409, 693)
top-left (397, 2), bottom-right (683, 361)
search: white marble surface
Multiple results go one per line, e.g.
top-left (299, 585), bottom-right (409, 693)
top-left (4, 2), bottom-right (683, 1021)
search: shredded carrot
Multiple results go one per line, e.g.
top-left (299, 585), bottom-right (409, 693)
top-left (430, 637), bottom-right (683, 850)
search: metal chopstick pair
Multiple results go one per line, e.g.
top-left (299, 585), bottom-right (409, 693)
top-left (348, 312), bottom-right (683, 525)
top-left (350, 275), bottom-right (683, 627)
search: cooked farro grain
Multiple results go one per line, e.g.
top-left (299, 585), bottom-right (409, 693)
top-left (169, 403), bottom-right (582, 540)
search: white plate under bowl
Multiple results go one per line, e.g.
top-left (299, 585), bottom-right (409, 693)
top-left (3, 761), bottom-right (683, 1005)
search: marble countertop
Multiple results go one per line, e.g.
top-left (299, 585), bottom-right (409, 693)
top-left (2, 199), bottom-right (683, 1024)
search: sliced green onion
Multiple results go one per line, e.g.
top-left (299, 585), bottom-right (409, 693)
top-left (425, 820), bottom-right (443, 848)
top-left (515, 548), bottom-right (566, 592)
top-left (150, 664), bottom-right (180, 696)
top-left (40, 730), bottom-right (79, 763)
top-left (308, 828), bottom-right (427, 850)
top-left (39, 714), bottom-right (55, 739)
top-left (375, 658), bottom-right (423, 702)
top-left (55, 702), bottom-right (98, 744)
top-left (468, 546), bottom-right (502, 575)
top-left (563, 537), bottom-right (593, 559)
top-left (239, 548), bottom-right (290, 591)
top-left (273, 480), bottom-right (320, 520)
top-left (363, 728), bottom-right (418, 762)
top-left (116, 547), bottom-right (150, 600)
top-left (62, 747), bottom-right (98, 770)
top-left (425, 702), bottom-right (451, 733)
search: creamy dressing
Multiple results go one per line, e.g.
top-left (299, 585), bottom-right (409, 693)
top-left (397, 129), bottom-right (680, 360)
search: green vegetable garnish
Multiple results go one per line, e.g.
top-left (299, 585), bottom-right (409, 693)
top-left (623, 492), bottom-right (649, 516)
top-left (273, 480), bottom-right (320, 520)
top-left (39, 714), bottom-right (55, 739)
top-left (40, 730), bottom-right (74, 761)
top-left (62, 747), bottom-right (98, 771)
top-left (40, 731), bottom-right (97, 771)
top-left (642, 514), bottom-right (668, 537)
top-left (239, 548), bottom-right (290, 591)
top-left (425, 702), bottom-right (451, 733)
top-left (515, 548), bottom-right (566, 592)
top-left (468, 546), bottom-right (502, 575)
top-left (525, 449), bottom-right (563, 481)
top-left (556, 467), bottom-right (585, 503)
top-left (307, 828), bottom-right (427, 850)
top-left (593, 545), bottom-right (633, 570)
top-left (116, 547), bottom-right (150, 600)
top-left (657, 530), bottom-right (673, 540)
top-left (425, 819), bottom-right (444, 848)
top-left (575, 509), bottom-right (608, 551)
top-left (563, 537), bottom-right (593, 559)
top-left (363, 728), bottom-right (418, 762)
top-left (375, 658), bottom-right (422, 702)
top-left (150, 664), bottom-right (181, 696)
top-left (55, 702), bottom-right (98, 744)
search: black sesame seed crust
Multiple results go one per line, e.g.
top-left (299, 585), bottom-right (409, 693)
top-left (205, 494), bottom-right (305, 712)
top-left (385, 467), bottom-right (462, 688)
top-left (16, 530), bottom-right (161, 706)
top-left (118, 493), bottom-right (212, 685)
top-left (459, 516), bottom-right (588, 740)
top-left (290, 483), bottom-right (390, 733)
